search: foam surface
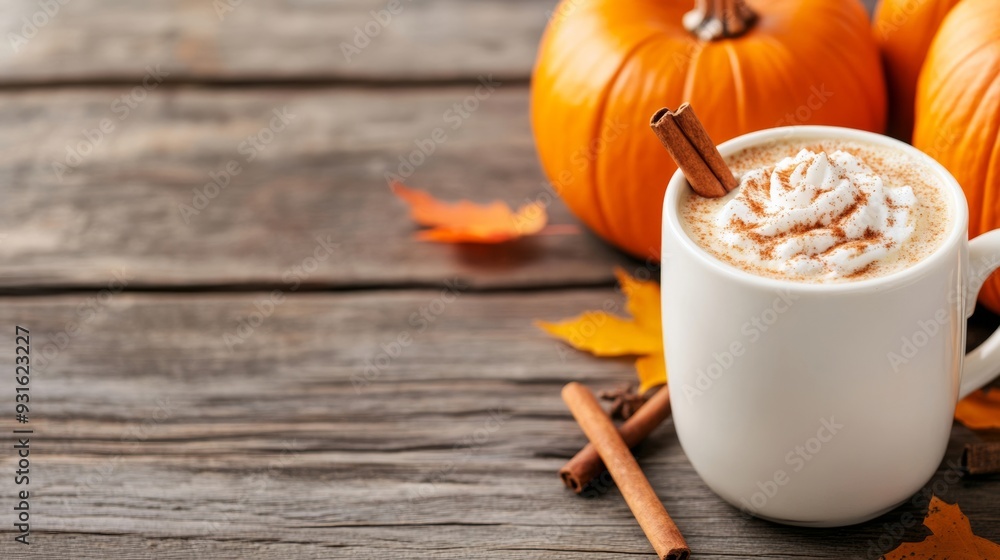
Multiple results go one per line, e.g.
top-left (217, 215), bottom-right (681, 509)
top-left (681, 140), bottom-right (951, 283)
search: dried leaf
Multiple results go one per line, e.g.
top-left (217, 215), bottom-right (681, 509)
top-left (883, 496), bottom-right (1000, 559)
top-left (955, 390), bottom-right (1000, 430)
top-left (537, 268), bottom-right (666, 391)
top-left (392, 182), bottom-right (547, 243)
top-left (616, 268), bottom-right (661, 331)
top-left (535, 311), bottom-right (660, 357)
top-left (635, 351), bottom-right (667, 395)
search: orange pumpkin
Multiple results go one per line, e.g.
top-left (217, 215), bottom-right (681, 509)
top-left (913, 0), bottom-right (1000, 312)
top-left (873, 0), bottom-right (961, 141)
top-left (530, 0), bottom-right (886, 260)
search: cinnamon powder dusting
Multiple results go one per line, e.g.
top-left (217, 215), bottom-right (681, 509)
top-left (731, 172), bottom-right (884, 263)
top-left (679, 139), bottom-right (952, 283)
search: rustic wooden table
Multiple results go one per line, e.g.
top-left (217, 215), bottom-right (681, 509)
top-left (0, 0), bottom-right (997, 558)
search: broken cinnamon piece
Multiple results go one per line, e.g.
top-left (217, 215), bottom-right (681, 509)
top-left (962, 442), bottom-right (1000, 475)
top-left (561, 386), bottom-right (672, 493)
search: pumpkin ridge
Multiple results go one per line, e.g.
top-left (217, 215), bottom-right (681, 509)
top-left (874, 0), bottom-right (961, 139)
top-left (815, 21), bottom-right (885, 128)
top-left (933, 42), bottom-right (1000, 96)
top-left (913, 0), bottom-right (1000, 311)
top-left (829, 0), bottom-right (887, 127)
top-left (721, 42), bottom-right (748, 132)
top-left (946, 65), bottom-right (1000, 236)
top-left (766, 0), bottom-right (885, 131)
top-left (975, 75), bottom-right (1000, 244)
top-left (753, 36), bottom-right (802, 130)
top-left (590, 31), bottom-right (684, 250)
top-left (921, 4), bottom-right (1000, 96)
top-left (681, 42), bottom-right (706, 106)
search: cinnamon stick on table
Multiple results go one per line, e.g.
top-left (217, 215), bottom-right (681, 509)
top-left (560, 386), bottom-right (672, 493)
top-left (562, 382), bottom-right (689, 560)
top-left (650, 103), bottom-right (737, 198)
top-left (962, 442), bottom-right (1000, 475)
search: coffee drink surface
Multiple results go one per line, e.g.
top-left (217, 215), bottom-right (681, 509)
top-left (679, 139), bottom-right (951, 283)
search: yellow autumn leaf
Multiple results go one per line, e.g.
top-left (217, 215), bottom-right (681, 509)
top-left (536, 268), bottom-right (666, 391)
top-left (635, 352), bottom-right (667, 395)
top-left (535, 311), bottom-right (661, 357)
top-left (616, 268), bottom-right (661, 331)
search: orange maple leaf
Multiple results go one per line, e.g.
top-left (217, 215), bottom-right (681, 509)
top-left (955, 390), bottom-right (1000, 430)
top-left (536, 268), bottom-right (666, 393)
top-left (883, 496), bottom-right (1000, 559)
top-left (392, 182), bottom-right (548, 243)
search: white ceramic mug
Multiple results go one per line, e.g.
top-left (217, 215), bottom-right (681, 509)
top-left (660, 126), bottom-right (1000, 527)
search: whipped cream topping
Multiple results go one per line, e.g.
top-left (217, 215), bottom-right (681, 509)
top-left (715, 149), bottom-right (917, 278)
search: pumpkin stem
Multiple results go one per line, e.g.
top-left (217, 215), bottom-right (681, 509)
top-left (683, 0), bottom-right (757, 41)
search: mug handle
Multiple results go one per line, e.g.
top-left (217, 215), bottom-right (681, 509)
top-left (961, 230), bottom-right (1000, 398)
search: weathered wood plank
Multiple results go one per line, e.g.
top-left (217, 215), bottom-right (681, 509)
top-left (0, 0), bottom-right (880, 85)
top-left (0, 0), bottom-right (555, 84)
top-left (0, 86), bottom-right (631, 290)
top-left (1, 291), bottom-right (996, 558)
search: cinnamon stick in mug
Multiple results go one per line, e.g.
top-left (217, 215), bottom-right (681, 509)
top-left (650, 104), bottom-right (737, 198)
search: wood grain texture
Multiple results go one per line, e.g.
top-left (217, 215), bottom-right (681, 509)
top-left (0, 291), bottom-right (996, 559)
top-left (0, 86), bottom-right (631, 290)
top-left (0, 2), bottom-right (982, 559)
top-left (0, 0), bottom-right (556, 84)
top-left (0, 0), bottom-right (879, 85)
